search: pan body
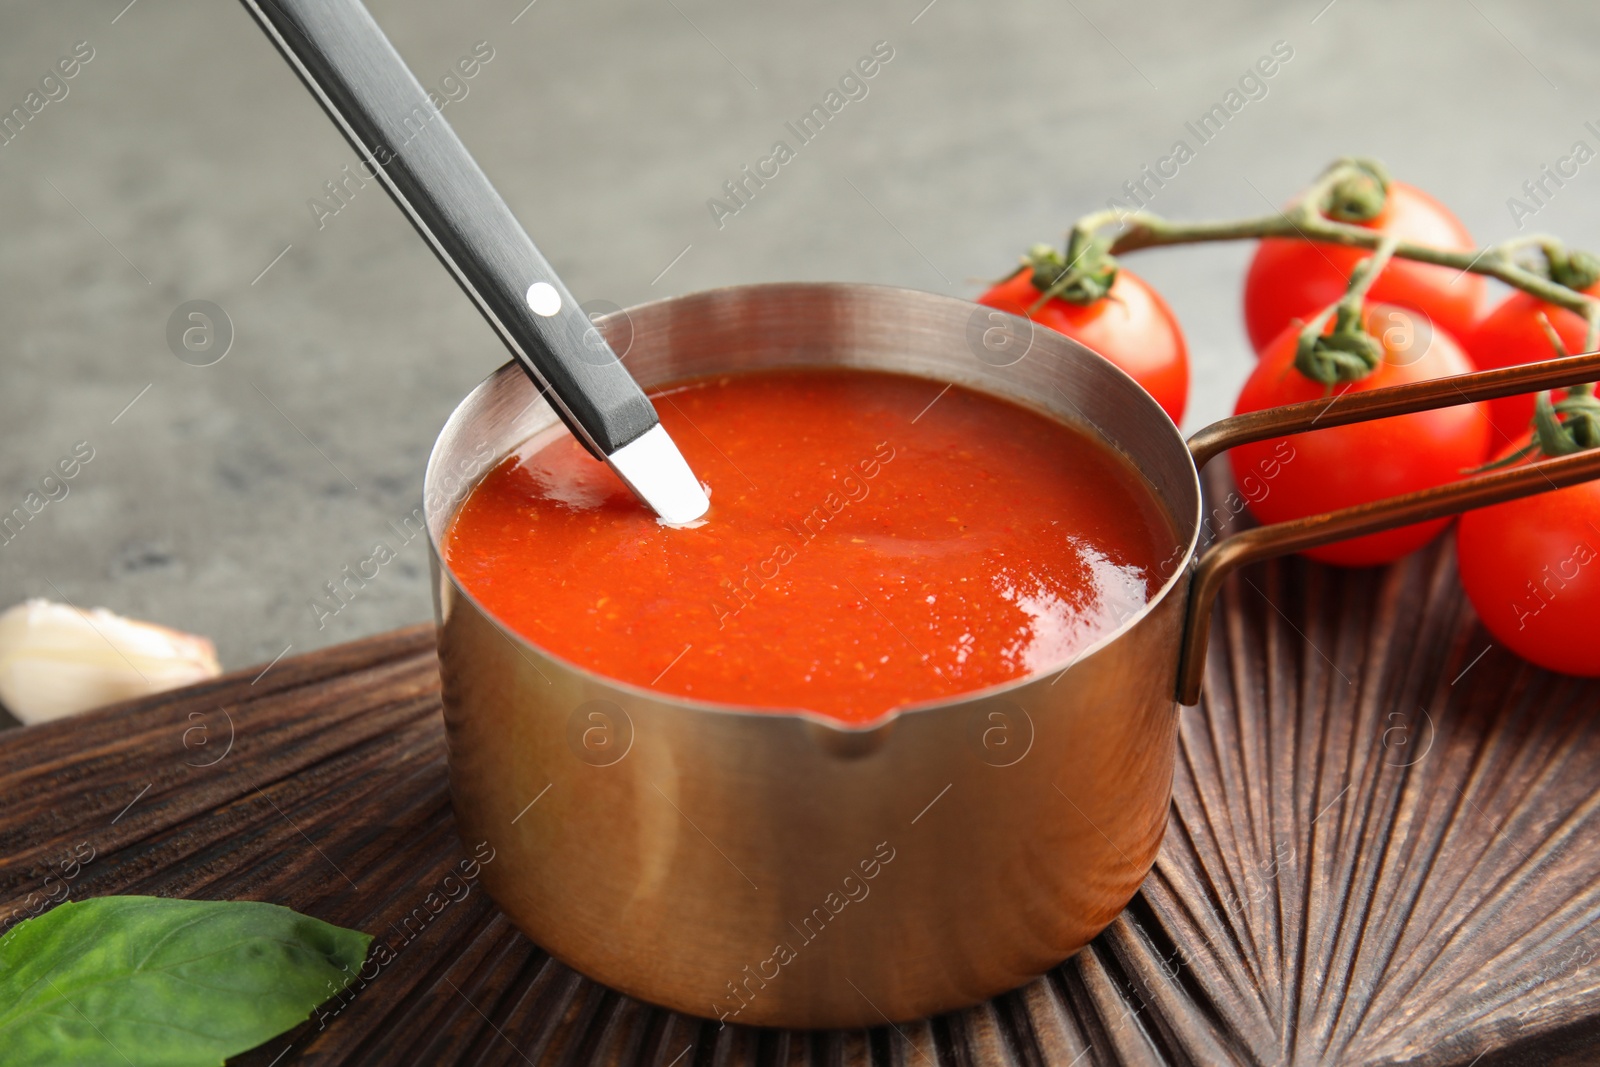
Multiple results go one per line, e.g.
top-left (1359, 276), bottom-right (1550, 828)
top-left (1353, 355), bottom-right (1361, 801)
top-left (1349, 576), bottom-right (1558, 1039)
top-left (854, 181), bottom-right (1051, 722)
top-left (424, 283), bottom-right (1202, 1027)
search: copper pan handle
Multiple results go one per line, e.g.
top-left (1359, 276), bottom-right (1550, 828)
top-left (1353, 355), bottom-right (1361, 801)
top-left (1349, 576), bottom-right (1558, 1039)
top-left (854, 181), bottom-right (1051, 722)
top-left (1175, 351), bottom-right (1600, 706)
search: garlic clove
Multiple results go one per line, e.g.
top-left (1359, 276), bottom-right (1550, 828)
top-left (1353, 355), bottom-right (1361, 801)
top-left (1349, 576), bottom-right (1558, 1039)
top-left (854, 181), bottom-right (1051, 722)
top-left (0, 599), bottom-right (223, 725)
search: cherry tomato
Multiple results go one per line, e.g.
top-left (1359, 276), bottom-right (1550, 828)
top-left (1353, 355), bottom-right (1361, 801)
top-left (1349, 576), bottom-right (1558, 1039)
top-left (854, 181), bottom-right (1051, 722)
top-left (1456, 435), bottom-right (1600, 676)
top-left (978, 266), bottom-right (1189, 424)
top-left (1463, 282), bottom-right (1599, 446)
top-left (1230, 305), bottom-right (1492, 566)
top-left (1242, 181), bottom-right (1485, 356)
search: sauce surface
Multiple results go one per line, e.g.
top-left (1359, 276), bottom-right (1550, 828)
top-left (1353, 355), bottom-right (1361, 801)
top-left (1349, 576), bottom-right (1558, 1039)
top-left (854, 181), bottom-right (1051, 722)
top-left (444, 369), bottom-right (1175, 723)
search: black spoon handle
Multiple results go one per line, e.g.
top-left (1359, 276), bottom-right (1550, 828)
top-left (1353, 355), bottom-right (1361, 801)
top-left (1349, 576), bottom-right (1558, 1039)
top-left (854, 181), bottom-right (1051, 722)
top-left (239, 0), bottom-right (657, 458)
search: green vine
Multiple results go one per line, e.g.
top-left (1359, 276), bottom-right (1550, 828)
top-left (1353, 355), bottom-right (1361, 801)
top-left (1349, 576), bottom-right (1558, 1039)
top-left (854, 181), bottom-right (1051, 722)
top-left (1022, 157), bottom-right (1600, 358)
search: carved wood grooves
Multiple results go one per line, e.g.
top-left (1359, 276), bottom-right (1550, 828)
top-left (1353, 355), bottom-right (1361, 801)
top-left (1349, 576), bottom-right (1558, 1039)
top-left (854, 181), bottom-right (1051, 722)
top-left (2, 527), bottom-right (1598, 1065)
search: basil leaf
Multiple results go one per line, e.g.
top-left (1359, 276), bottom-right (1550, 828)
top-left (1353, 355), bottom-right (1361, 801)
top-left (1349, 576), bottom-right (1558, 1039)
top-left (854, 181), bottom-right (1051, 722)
top-left (0, 895), bottom-right (372, 1067)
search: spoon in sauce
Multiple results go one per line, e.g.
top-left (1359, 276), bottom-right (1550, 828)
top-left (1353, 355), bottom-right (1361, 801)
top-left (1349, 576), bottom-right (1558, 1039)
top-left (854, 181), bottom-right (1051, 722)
top-left (237, 0), bottom-right (709, 525)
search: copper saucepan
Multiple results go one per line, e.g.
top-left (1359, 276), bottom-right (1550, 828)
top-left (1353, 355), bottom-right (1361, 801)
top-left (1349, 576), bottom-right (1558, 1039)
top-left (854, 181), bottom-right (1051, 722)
top-left (423, 283), bottom-right (1600, 1029)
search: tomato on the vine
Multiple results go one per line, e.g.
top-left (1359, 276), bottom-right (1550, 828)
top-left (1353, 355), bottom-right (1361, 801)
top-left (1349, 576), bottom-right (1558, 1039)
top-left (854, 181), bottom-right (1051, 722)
top-left (1242, 181), bottom-right (1485, 356)
top-left (1463, 281), bottom-right (1600, 446)
top-left (1230, 304), bottom-right (1492, 566)
top-left (1456, 434), bottom-right (1600, 677)
top-left (978, 266), bottom-right (1189, 424)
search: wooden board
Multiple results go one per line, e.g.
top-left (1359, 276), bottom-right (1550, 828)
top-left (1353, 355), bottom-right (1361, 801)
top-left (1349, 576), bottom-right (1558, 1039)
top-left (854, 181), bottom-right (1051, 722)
top-left (3, 541), bottom-right (1599, 1066)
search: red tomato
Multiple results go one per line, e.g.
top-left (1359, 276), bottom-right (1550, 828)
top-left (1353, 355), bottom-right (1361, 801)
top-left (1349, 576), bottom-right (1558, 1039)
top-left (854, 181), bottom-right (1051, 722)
top-left (979, 266), bottom-right (1189, 424)
top-left (1242, 181), bottom-right (1485, 356)
top-left (1457, 435), bottom-right (1600, 676)
top-left (1230, 305), bottom-right (1492, 566)
top-left (1463, 282), bottom-right (1600, 446)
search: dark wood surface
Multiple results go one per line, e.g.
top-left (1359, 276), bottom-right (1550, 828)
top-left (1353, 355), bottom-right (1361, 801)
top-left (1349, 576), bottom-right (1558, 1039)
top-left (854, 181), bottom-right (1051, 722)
top-left (3, 542), bottom-right (1599, 1065)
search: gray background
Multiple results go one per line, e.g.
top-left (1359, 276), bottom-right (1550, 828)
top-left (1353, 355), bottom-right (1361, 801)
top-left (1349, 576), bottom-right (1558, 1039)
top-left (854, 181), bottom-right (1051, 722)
top-left (1, 0), bottom-right (1595, 680)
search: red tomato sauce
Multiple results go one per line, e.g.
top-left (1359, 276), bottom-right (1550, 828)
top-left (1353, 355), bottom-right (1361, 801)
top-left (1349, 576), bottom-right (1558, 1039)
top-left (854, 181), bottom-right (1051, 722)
top-left (443, 369), bottom-right (1175, 724)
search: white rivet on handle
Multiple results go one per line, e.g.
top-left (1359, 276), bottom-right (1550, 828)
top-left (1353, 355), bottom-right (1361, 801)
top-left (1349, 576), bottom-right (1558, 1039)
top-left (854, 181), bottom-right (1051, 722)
top-left (525, 281), bottom-right (561, 317)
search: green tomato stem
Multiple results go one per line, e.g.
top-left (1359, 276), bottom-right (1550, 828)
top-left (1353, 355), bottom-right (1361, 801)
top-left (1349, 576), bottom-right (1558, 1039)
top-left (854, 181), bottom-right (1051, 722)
top-left (1289, 235), bottom-right (1401, 386)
